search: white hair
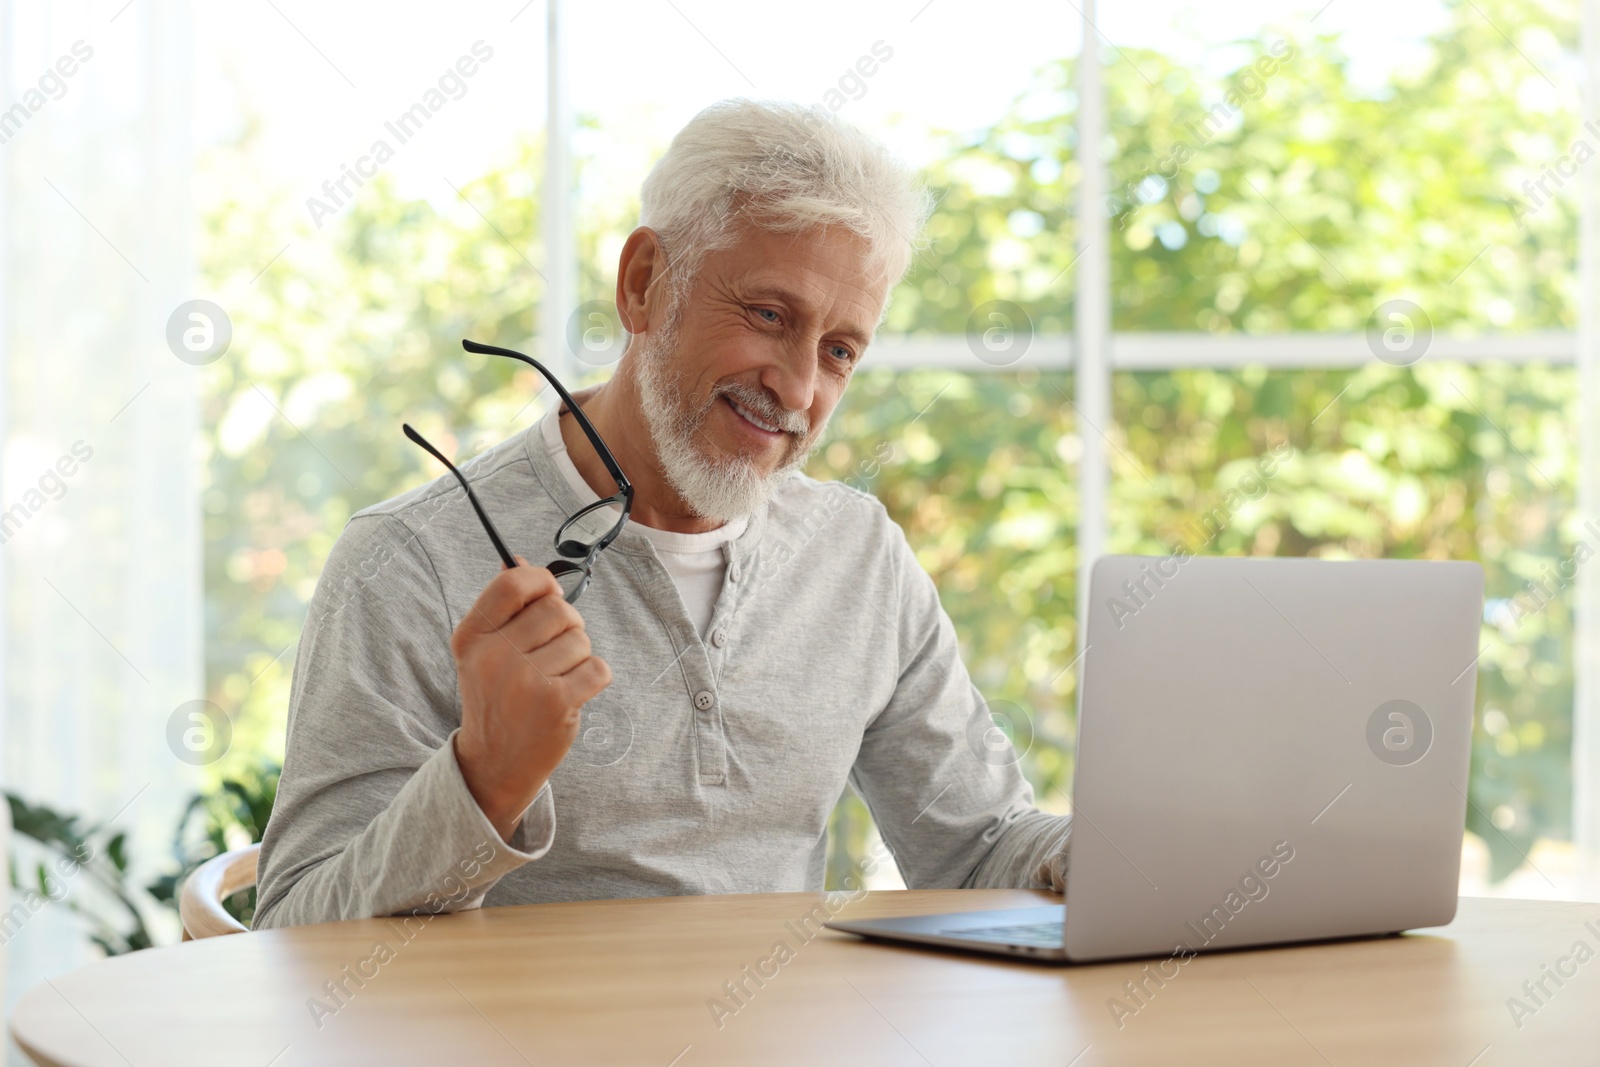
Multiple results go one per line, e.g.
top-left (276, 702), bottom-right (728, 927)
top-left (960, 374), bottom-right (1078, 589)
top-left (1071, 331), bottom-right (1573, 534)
top-left (638, 98), bottom-right (933, 317)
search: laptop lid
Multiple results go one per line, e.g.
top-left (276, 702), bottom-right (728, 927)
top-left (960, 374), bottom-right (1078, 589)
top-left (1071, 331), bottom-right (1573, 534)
top-left (1063, 555), bottom-right (1483, 962)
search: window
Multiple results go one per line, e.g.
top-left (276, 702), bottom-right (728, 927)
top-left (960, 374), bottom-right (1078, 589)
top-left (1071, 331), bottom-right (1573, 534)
top-left (179, 0), bottom-right (1595, 900)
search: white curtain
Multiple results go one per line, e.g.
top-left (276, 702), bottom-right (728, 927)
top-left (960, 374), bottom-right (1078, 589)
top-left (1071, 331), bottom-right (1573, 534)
top-left (2, 0), bottom-right (198, 1052)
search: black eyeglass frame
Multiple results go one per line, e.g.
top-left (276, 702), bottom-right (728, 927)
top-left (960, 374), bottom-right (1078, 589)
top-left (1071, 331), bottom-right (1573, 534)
top-left (401, 338), bottom-right (634, 604)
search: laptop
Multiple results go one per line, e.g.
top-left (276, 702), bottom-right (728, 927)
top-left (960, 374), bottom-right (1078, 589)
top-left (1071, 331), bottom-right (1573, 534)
top-left (826, 555), bottom-right (1484, 963)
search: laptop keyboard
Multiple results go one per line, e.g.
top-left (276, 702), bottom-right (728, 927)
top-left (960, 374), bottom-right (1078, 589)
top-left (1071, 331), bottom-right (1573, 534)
top-left (940, 920), bottom-right (1064, 947)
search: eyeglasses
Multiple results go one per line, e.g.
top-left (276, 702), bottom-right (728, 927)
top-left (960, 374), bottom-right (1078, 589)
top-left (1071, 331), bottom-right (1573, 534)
top-left (402, 338), bottom-right (634, 604)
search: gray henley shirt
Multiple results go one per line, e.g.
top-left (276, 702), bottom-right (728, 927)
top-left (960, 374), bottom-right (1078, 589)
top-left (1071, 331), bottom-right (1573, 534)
top-left (254, 406), bottom-right (1072, 929)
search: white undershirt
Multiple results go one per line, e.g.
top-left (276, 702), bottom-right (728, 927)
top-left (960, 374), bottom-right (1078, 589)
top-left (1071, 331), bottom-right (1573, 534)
top-left (539, 404), bottom-right (746, 639)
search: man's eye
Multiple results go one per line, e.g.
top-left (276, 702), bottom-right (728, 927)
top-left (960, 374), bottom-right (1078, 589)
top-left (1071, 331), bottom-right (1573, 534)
top-left (829, 344), bottom-right (855, 363)
top-left (754, 307), bottom-right (780, 323)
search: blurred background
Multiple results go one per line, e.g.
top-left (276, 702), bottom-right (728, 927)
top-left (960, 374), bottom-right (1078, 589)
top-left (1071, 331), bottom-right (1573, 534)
top-left (3, 0), bottom-right (1597, 1059)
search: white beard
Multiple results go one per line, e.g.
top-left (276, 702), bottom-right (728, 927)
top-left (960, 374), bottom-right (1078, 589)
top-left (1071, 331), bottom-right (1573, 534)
top-left (632, 313), bottom-right (819, 522)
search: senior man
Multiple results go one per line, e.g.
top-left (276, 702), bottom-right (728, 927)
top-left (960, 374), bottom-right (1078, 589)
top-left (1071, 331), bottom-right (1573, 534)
top-left (254, 98), bottom-right (1072, 929)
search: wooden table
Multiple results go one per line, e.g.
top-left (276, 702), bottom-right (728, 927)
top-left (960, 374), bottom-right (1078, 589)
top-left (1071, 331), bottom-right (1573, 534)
top-left (11, 890), bottom-right (1599, 1066)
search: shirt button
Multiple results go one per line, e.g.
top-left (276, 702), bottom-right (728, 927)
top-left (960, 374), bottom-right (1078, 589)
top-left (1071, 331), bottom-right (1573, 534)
top-left (711, 628), bottom-right (728, 648)
top-left (694, 690), bottom-right (715, 711)
top-left (729, 563), bottom-right (741, 583)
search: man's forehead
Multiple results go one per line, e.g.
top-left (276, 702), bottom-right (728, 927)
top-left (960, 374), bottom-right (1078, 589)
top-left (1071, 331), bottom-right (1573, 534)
top-left (716, 220), bottom-right (885, 289)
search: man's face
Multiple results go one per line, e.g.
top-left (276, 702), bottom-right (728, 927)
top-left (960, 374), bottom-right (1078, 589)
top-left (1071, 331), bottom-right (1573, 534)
top-left (631, 220), bottom-right (889, 520)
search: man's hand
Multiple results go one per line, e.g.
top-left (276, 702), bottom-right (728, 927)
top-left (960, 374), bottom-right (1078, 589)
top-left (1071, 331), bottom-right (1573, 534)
top-left (451, 556), bottom-right (612, 843)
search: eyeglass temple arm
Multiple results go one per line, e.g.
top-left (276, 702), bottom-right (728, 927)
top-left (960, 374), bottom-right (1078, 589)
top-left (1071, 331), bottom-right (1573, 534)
top-left (461, 338), bottom-right (633, 494)
top-left (402, 423), bottom-right (519, 570)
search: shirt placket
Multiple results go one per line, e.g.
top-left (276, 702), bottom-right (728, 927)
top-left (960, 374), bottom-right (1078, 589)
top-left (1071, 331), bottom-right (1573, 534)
top-left (692, 546), bottom-right (749, 787)
top-left (631, 550), bottom-right (728, 787)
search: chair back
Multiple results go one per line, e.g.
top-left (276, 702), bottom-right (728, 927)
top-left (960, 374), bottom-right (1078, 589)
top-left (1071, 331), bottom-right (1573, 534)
top-left (179, 843), bottom-right (260, 940)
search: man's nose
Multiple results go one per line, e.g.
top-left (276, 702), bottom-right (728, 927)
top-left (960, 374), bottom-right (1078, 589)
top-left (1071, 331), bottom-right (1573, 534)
top-left (762, 344), bottom-right (820, 417)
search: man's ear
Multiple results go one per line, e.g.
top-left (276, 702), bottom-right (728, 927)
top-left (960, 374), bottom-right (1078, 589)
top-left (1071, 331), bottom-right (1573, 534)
top-left (616, 226), bottom-right (671, 334)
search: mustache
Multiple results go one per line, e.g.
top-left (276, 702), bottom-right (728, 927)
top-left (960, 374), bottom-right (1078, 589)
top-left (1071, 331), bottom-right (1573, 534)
top-left (711, 381), bottom-right (811, 435)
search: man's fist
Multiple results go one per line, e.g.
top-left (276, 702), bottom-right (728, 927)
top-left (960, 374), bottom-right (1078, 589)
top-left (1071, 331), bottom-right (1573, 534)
top-left (451, 556), bottom-right (612, 842)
